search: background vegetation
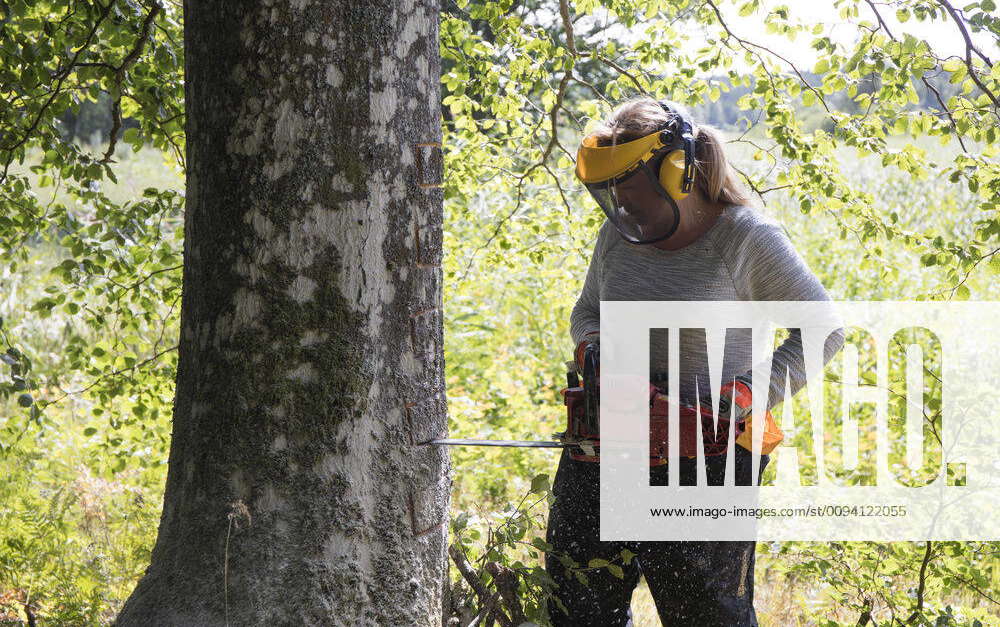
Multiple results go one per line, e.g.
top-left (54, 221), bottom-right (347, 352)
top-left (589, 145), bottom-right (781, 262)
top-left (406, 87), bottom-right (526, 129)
top-left (1, 0), bottom-right (998, 624)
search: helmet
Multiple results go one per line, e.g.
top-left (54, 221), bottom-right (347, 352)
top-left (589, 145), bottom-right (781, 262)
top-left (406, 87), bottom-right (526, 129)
top-left (575, 100), bottom-right (696, 245)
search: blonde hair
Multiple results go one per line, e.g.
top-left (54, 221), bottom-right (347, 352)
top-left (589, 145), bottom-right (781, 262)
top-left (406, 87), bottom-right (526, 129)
top-left (587, 96), bottom-right (753, 207)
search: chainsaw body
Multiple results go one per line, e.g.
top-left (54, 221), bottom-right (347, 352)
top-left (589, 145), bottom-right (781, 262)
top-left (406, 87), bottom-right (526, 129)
top-left (557, 342), bottom-right (749, 465)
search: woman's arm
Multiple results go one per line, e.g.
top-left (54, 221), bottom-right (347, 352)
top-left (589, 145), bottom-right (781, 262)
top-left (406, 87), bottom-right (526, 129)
top-left (569, 221), bottom-right (610, 346)
top-left (738, 220), bottom-right (845, 411)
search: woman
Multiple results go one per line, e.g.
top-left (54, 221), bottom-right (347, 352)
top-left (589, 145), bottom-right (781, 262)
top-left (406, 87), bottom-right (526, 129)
top-left (544, 97), bottom-right (839, 626)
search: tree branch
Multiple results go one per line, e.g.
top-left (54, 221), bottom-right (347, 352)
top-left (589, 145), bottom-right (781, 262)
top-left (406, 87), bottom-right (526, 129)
top-left (558, 0), bottom-right (576, 57)
top-left (102, 0), bottom-right (163, 163)
top-left (449, 545), bottom-right (512, 627)
top-left (904, 541), bottom-right (934, 625)
top-left (864, 0), bottom-right (968, 152)
top-left (937, 0), bottom-right (999, 110)
top-left (484, 562), bottom-right (525, 626)
top-left (0, 0), bottom-right (116, 180)
top-left (704, 0), bottom-right (829, 114)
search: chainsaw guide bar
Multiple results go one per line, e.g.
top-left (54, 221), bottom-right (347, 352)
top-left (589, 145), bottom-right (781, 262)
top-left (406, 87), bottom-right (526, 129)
top-left (421, 438), bottom-right (567, 448)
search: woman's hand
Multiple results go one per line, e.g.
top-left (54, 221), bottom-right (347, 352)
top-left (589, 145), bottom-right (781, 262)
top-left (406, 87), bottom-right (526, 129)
top-left (574, 332), bottom-right (600, 370)
top-left (715, 376), bottom-right (753, 420)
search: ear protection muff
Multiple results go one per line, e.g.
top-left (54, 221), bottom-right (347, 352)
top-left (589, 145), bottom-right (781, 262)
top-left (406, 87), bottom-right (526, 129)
top-left (655, 100), bottom-right (697, 201)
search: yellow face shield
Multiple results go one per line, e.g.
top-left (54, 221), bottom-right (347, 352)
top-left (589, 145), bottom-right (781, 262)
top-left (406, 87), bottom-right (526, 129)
top-left (575, 131), bottom-right (668, 184)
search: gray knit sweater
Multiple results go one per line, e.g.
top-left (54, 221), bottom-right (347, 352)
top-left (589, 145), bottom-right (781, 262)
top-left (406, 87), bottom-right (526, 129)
top-left (570, 204), bottom-right (843, 410)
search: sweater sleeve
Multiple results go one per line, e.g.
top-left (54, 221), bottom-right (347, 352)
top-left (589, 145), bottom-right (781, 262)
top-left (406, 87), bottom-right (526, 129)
top-left (569, 221), bottom-right (610, 346)
top-left (737, 220), bottom-right (845, 411)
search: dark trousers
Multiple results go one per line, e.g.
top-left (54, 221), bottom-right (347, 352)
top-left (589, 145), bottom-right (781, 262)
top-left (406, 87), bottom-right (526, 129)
top-left (544, 447), bottom-right (770, 627)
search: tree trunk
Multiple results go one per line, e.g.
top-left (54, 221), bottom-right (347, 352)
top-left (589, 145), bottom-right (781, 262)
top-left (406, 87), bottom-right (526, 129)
top-left (116, 0), bottom-right (449, 624)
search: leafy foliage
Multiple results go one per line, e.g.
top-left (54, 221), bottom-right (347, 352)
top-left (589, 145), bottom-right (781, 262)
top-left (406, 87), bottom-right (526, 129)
top-left (439, 0), bottom-right (1000, 624)
top-left (0, 0), bottom-right (998, 624)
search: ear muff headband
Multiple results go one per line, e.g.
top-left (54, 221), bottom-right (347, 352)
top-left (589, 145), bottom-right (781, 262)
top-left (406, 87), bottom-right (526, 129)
top-left (655, 100), bottom-right (696, 199)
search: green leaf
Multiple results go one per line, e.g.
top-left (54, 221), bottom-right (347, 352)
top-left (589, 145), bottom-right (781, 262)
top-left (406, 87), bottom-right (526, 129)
top-left (620, 548), bottom-right (636, 565)
top-left (531, 537), bottom-right (552, 552)
top-left (530, 473), bottom-right (550, 493)
top-left (738, 0), bottom-right (758, 17)
top-left (942, 58), bottom-right (964, 73)
top-left (588, 558), bottom-right (610, 568)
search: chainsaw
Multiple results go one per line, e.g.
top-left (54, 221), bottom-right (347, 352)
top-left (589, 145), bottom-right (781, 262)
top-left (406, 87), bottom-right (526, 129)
top-left (421, 342), bottom-right (763, 465)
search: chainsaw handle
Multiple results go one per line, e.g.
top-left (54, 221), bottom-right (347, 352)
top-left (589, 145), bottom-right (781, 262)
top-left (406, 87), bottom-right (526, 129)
top-left (582, 342), bottom-right (600, 432)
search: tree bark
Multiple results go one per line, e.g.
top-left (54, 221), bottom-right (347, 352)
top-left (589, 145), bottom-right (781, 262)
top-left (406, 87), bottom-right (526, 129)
top-left (116, 0), bottom-right (449, 624)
